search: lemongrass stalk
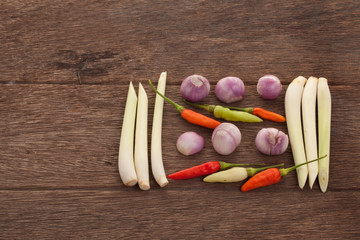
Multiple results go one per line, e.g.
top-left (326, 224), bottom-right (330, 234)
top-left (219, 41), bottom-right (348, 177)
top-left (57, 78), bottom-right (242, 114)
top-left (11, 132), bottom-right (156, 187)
top-left (318, 77), bottom-right (331, 193)
top-left (118, 82), bottom-right (138, 186)
top-left (285, 76), bottom-right (308, 189)
top-left (134, 83), bottom-right (150, 190)
top-left (302, 76), bottom-right (318, 189)
top-left (151, 72), bottom-right (169, 187)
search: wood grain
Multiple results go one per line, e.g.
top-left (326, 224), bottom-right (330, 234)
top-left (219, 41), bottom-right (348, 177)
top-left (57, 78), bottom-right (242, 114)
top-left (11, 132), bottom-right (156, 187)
top-left (1, 0), bottom-right (360, 239)
top-left (1, 0), bottom-right (359, 85)
top-left (1, 190), bottom-right (359, 239)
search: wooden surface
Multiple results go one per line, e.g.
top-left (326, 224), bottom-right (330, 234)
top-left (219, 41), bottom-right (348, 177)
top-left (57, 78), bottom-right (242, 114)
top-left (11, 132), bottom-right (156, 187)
top-left (1, 0), bottom-right (359, 239)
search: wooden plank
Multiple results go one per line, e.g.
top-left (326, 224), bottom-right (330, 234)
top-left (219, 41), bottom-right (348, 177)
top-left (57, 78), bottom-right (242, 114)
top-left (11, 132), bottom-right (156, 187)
top-left (0, 0), bottom-right (359, 85)
top-left (0, 84), bottom-right (359, 191)
top-left (1, 1), bottom-right (360, 239)
top-left (1, 190), bottom-right (359, 239)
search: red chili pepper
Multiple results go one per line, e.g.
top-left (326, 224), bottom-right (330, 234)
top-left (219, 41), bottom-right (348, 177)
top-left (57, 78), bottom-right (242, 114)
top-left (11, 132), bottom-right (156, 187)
top-left (168, 161), bottom-right (253, 180)
top-left (149, 80), bottom-right (221, 129)
top-left (241, 155), bottom-right (326, 192)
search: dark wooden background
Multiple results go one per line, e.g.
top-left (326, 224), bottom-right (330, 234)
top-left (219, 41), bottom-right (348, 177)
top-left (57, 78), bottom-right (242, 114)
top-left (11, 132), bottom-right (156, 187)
top-left (1, 0), bottom-right (359, 239)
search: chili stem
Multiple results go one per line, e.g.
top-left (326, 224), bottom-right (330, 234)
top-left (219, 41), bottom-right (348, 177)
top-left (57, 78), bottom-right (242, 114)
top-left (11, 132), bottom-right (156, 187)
top-left (219, 161), bottom-right (264, 170)
top-left (184, 100), bottom-right (216, 112)
top-left (149, 80), bottom-right (184, 113)
top-left (150, 81), bottom-right (221, 129)
top-left (247, 163), bottom-right (285, 176)
top-left (224, 106), bottom-right (252, 113)
top-left (280, 155), bottom-right (327, 177)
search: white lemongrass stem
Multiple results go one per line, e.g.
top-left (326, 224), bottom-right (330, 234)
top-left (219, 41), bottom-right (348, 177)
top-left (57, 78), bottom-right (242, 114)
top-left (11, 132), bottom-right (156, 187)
top-left (151, 72), bottom-right (169, 187)
top-left (134, 83), bottom-right (150, 190)
top-left (285, 76), bottom-right (308, 189)
top-left (317, 77), bottom-right (331, 193)
top-left (302, 76), bottom-right (318, 189)
top-left (118, 82), bottom-right (138, 186)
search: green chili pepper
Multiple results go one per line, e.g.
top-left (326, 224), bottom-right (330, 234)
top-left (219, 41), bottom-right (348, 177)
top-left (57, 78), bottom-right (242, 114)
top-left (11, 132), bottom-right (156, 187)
top-left (184, 100), bottom-right (263, 123)
top-left (224, 106), bottom-right (286, 122)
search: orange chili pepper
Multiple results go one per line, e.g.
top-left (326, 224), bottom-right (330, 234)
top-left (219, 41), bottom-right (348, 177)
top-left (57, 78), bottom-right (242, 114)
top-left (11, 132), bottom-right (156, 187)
top-left (149, 80), bottom-right (221, 129)
top-left (252, 108), bottom-right (286, 122)
top-left (180, 109), bottom-right (221, 129)
top-left (226, 106), bottom-right (286, 122)
top-left (241, 155), bottom-right (326, 192)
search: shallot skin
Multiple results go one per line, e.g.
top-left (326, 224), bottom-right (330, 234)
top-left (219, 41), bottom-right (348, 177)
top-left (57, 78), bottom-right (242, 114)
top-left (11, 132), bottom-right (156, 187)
top-left (215, 77), bottom-right (245, 103)
top-left (180, 75), bottom-right (210, 102)
top-left (257, 75), bottom-right (282, 100)
top-left (176, 131), bottom-right (205, 156)
top-left (255, 128), bottom-right (289, 155)
top-left (212, 123), bottom-right (242, 155)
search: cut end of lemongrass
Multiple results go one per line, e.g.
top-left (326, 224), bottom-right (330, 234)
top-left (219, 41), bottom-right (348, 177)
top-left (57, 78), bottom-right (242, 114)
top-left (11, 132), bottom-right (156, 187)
top-left (319, 165), bottom-right (329, 193)
top-left (293, 76), bottom-right (307, 84)
top-left (160, 71), bottom-right (167, 79)
top-left (156, 176), bottom-right (169, 187)
top-left (139, 180), bottom-right (150, 191)
top-left (124, 179), bottom-right (138, 187)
